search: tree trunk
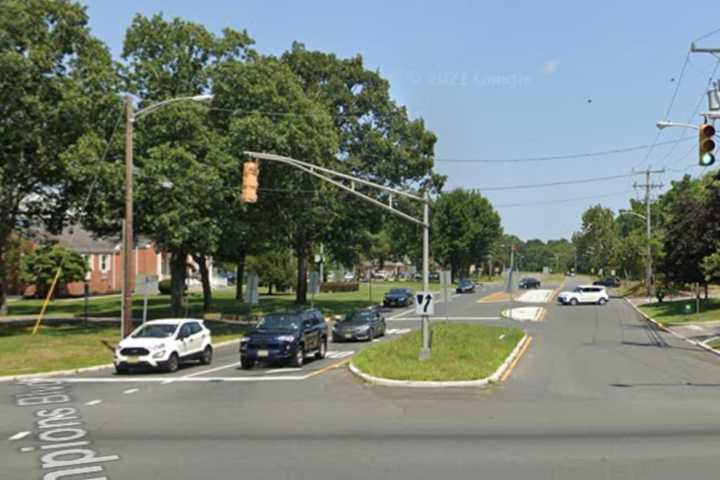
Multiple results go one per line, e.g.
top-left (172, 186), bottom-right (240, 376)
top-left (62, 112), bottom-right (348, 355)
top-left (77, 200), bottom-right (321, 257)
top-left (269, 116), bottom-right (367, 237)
top-left (295, 243), bottom-right (308, 305)
top-left (235, 253), bottom-right (245, 301)
top-left (194, 254), bottom-right (212, 312)
top-left (170, 251), bottom-right (187, 317)
top-left (704, 283), bottom-right (709, 300)
top-left (268, 283), bottom-right (273, 296)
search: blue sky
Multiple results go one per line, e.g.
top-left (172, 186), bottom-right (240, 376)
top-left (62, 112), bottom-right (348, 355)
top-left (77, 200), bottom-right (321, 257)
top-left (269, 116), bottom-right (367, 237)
top-left (83, 0), bottom-right (720, 240)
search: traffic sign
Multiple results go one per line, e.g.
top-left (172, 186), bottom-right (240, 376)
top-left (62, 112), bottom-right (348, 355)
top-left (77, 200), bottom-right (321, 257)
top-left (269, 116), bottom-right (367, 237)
top-left (415, 291), bottom-right (434, 316)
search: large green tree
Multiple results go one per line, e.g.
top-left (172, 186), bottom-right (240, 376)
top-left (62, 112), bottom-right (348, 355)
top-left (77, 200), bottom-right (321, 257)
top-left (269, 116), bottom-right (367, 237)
top-left (0, 0), bottom-right (118, 313)
top-left (431, 189), bottom-right (502, 281)
top-left (574, 205), bottom-right (618, 274)
top-left (21, 243), bottom-right (88, 298)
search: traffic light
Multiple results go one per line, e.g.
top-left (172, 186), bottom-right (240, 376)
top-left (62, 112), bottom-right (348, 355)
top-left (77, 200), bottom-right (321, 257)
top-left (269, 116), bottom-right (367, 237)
top-left (699, 123), bottom-right (716, 167)
top-left (242, 161), bottom-right (259, 203)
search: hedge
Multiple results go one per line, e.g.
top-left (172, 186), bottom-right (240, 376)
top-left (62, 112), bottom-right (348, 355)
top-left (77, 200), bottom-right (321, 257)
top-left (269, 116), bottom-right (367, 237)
top-left (320, 282), bottom-right (360, 293)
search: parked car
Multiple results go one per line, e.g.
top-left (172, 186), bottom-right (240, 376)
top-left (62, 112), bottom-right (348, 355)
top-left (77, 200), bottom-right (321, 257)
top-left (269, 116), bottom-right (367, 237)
top-left (343, 272), bottom-right (355, 282)
top-left (114, 319), bottom-right (213, 374)
top-left (557, 285), bottom-right (609, 305)
top-left (518, 277), bottom-right (541, 289)
top-left (456, 279), bottom-right (476, 294)
top-left (383, 287), bottom-right (413, 307)
top-left (430, 272), bottom-right (440, 281)
top-left (593, 276), bottom-right (621, 288)
top-left (371, 271), bottom-right (389, 280)
top-left (332, 308), bottom-right (386, 342)
top-left (240, 309), bottom-right (328, 369)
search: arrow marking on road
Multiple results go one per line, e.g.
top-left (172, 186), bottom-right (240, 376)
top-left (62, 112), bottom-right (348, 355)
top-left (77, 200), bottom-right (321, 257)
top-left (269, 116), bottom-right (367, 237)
top-left (9, 431), bottom-right (30, 441)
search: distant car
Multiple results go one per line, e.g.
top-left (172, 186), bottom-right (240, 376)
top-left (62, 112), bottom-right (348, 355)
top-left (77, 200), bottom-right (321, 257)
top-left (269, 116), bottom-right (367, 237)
top-left (557, 285), bottom-right (609, 305)
top-left (114, 319), bottom-right (213, 374)
top-left (332, 308), bottom-right (386, 342)
top-left (593, 276), bottom-right (621, 288)
top-left (518, 277), bottom-right (541, 289)
top-left (565, 271), bottom-right (576, 277)
top-left (371, 271), bottom-right (389, 280)
top-left (429, 272), bottom-right (440, 281)
top-left (343, 272), bottom-right (355, 282)
top-left (240, 309), bottom-right (327, 369)
top-left (456, 279), bottom-right (476, 294)
top-left (383, 287), bottom-right (413, 307)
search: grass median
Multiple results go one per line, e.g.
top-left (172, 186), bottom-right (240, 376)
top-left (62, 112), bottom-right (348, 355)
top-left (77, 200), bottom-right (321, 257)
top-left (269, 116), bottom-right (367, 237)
top-left (638, 298), bottom-right (720, 326)
top-left (352, 322), bottom-right (524, 382)
top-left (0, 321), bottom-right (248, 377)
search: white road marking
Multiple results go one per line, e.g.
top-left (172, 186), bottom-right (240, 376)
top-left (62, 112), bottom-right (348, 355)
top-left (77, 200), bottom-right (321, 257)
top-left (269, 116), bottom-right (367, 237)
top-left (180, 361), bottom-right (241, 379)
top-left (517, 289), bottom-right (554, 303)
top-left (123, 388), bottom-right (139, 394)
top-left (84, 399), bottom-right (102, 406)
top-left (388, 316), bottom-right (501, 322)
top-left (387, 307), bottom-right (415, 320)
top-left (43, 376), bottom-right (306, 383)
top-left (501, 307), bottom-right (543, 322)
top-left (266, 368), bottom-right (303, 374)
top-left (9, 431), bottom-right (30, 441)
top-left (20, 446), bottom-right (35, 452)
top-left (687, 325), bottom-right (704, 331)
top-left (325, 351), bottom-right (353, 359)
top-left (386, 328), bottom-right (411, 335)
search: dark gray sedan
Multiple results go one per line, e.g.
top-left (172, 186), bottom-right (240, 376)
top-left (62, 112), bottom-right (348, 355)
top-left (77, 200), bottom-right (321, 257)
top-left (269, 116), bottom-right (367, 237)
top-left (332, 309), bottom-right (386, 342)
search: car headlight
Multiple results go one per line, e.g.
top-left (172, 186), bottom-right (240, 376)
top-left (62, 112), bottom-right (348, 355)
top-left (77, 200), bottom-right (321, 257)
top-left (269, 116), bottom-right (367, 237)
top-left (277, 335), bottom-right (296, 342)
top-left (151, 343), bottom-right (166, 351)
top-left (152, 350), bottom-right (166, 359)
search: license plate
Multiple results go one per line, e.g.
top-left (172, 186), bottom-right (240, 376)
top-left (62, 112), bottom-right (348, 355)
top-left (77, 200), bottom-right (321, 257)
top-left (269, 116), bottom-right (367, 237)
top-left (126, 356), bottom-right (140, 364)
top-left (344, 333), bottom-right (353, 339)
top-left (257, 350), bottom-right (269, 358)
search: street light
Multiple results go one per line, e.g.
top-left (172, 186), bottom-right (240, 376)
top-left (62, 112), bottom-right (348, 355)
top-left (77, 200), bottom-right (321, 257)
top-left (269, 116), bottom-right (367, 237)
top-left (655, 120), bottom-right (699, 131)
top-left (122, 93), bottom-right (213, 338)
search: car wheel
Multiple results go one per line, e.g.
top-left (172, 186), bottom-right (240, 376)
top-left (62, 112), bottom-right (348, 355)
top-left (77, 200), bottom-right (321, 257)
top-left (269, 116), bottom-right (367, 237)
top-left (165, 352), bottom-right (179, 373)
top-left (290, 345), bottom-right (304, 367)
top-left (200, 345), bottom-right (213, 365)
top-left (570, 298), bottom-right (579, 306)
top-left (368, 328), bottom-right (375, 342)
top-left (115, 365), bottom-right (129, 375)
top-left (598, 298), bottom-right (608, 305)
top-left (240, 356), bottom-right (254, 369)
top-left (315, 338), bottom-right (327, 360)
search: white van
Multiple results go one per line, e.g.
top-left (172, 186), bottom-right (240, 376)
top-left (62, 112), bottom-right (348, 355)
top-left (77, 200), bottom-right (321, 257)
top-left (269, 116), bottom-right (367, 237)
top-left (557, 285), bottom-right (609, 305)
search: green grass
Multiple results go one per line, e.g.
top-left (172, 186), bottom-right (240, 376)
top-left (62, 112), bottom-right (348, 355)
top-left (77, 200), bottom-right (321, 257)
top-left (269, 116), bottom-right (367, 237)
top-left (5, 282), bottom-right (430, 321)
top-left (639, 298), bottom-right (720, 326)
top-left (617, 281), bottom-right (644, 297)
top-left (707, 339), bottom-right (720, 350)
top-left (0, 321), bottom-right (248, 377)
top-left (352, 322), bottom-right (524, 382)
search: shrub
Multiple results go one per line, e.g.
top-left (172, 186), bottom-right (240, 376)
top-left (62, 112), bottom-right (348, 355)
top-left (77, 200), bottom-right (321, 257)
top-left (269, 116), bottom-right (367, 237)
top-left (320, 282), bottom-right (359, 293)
top-left (158, 279), bottom-right (172, 295)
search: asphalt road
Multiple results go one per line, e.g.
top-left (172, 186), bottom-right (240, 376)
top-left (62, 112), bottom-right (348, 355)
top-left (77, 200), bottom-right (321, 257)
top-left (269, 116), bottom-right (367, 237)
top-left (4, 275), bottom-right (720, 479)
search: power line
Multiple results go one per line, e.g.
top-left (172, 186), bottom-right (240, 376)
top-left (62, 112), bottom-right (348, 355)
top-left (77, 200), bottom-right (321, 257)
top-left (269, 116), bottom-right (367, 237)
top-left (494, 190), bottom-right (633, 208)
top-left (470, 172), bottom-right (636, 191)
top-left (694, 26), bottom-right (720, 43)
top-left (434, 137), bottom-right (693, 164)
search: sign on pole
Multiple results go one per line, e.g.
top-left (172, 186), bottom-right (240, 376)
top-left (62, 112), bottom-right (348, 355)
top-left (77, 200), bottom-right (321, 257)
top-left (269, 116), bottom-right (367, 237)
top-left (309, 272), bottom-right (320, 295)
top-left (244, 273), bottom-right (259, 305)
top-left (415, 291), bottom-right (434, 316)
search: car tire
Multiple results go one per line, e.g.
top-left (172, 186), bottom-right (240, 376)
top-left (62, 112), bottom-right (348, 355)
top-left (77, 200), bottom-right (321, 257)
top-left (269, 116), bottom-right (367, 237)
top-left (115, 365), bottom-right (129, 375)
top-left (290, 345), bottom-right (304, 367)
top-left (165, 352), bottom-right (179, 373)
top-left (598, 298), bottom-right (608, 305)
top-left (240, 356), bottom-right (254, 369)
top-left (570, 298), bottom-right (579, 306)
top-left (315, 338), bottom-right (327, 360)
top-left (368, 328), bottom-right (375, 342)
top-left (200, 345), bottom-right (213, 365)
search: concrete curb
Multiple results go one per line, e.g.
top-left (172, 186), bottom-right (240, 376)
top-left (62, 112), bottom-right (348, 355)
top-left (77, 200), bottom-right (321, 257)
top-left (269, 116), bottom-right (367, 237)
top-left (348, 334), bottom-right (529, 388)
top-left (0, 337), bottom-right (243, 383)
top-left (625, 298), bottom-right (720, 358)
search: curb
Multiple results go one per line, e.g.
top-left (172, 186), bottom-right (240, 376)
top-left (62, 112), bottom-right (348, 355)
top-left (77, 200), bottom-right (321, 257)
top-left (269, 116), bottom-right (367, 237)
top-left (348, 334), bottom-right (529, 388)
top-left (625, 298), bottom-right (720, 358)
top-left (0, 337), bottom-right (243, 383)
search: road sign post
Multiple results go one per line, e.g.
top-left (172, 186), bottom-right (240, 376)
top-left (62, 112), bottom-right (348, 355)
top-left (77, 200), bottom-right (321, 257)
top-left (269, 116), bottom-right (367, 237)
top-left (415, 292), bottom-right (435, 316)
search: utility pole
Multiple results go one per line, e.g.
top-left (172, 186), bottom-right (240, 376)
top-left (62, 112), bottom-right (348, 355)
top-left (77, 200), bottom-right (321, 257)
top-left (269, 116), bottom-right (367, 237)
top-left (633, 167), bottom-right (664, 297)
top-left (122, 95), bottom-right (134, 339)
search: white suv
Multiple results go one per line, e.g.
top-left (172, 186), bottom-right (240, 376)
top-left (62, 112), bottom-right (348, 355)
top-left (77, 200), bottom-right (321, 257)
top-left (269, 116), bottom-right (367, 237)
top-left (114, 319), bottom-right (213, 374)
top-left (558, 285), bottom-right (609, 305)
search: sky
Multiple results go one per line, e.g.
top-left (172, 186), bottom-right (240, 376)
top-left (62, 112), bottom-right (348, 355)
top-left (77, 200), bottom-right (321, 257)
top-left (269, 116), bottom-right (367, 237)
top-left (83, 0), bottom-right (720, 241)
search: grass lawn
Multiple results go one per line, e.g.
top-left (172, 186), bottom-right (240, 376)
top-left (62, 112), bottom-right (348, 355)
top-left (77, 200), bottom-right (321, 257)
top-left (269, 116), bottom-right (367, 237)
top-left (352, 322), bottom-right (524, 381)
top-left (5, 281), bottom-right (431, 321)
top-left (707, 339), bottom-right (720, 350)
top-left (0, 321), bottom-right (248, 377)
top-left (638, 298), bottom-right (720, 326)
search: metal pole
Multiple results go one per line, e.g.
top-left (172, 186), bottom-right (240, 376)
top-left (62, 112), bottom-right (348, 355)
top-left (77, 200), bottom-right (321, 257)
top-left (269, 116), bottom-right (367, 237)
top-left (419, 197), bottom-right (431, 360)
top-left (509, 245), bottom-right (514, 321)
top-left (122, 95), bottom-right (134, 338)
top-left (644, 169), bottom-right (653, 298)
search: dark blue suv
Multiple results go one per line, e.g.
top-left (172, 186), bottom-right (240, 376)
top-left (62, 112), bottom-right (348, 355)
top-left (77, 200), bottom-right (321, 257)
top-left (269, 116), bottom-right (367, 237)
top-left (239, 309), bottom-right (328, 369)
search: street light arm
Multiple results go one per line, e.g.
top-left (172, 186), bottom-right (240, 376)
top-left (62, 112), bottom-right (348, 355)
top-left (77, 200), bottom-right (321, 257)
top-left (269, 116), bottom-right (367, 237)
top-left (656, 120), bottom-right (700, 131)
top-left (134, 94), bottom-right (214, 120)
top-left (618, 209), bottom-right (647, 220)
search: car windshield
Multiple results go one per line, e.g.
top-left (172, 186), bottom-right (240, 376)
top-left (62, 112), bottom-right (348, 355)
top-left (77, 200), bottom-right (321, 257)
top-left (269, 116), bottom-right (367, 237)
top-left (388, 289), bottom-right (406, 295)
top-left (342, 311), bottom-right (372, 324)
top-left (574, 287), bottom-right (584, 293)
top-left (132, 324), bottom-right (177, 338)
top-left (256, 314), bottom-right (301, 331)
top-left (459, 280), bottom-right (471, 286)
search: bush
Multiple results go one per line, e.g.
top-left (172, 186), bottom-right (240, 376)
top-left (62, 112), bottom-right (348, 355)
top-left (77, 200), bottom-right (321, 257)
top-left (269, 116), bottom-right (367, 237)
top-left (320, 282), bottom-right (359, 293)
top-left (158, 279), bottom-right (172, 295)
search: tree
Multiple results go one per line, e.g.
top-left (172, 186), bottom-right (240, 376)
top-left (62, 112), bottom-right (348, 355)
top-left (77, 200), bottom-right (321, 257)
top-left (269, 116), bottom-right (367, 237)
top-left (21, 244), bottom-right (88, 298)
top-left (0, 0), bottom-right (119, 314)
top-left (246, 249), bottom-right (295, 295)
top-left (574, 205), bottom-right (618, 274)
top-left (431, 189), bottom-right (502, 281)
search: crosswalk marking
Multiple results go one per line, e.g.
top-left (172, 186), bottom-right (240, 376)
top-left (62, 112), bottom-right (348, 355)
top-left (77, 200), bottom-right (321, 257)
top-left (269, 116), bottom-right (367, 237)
top-left (325, 351), bottom-right (353, 359)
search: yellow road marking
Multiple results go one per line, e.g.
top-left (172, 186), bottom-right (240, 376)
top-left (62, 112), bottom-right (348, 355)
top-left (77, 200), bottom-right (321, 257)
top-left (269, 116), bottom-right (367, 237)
top-left (534, 308), bottom-right (547, 322)
top-left (304, 358), bottom-right (352, 379)
top-left (478, 291), bottom-right (512, 303)
top-left (500, 336), bottom-right (532, 383)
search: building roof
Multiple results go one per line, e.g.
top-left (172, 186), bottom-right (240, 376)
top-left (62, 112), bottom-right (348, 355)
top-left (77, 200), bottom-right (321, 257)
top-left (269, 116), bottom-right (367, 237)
top-left (44, 227), bottom-right (119, 254)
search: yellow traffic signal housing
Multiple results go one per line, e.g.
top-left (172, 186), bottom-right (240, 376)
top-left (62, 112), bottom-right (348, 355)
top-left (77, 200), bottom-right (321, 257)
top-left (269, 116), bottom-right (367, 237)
top-left (699, 123), bottom-right (716, 167)
top-left (242, 161), bottom-right (259, 203)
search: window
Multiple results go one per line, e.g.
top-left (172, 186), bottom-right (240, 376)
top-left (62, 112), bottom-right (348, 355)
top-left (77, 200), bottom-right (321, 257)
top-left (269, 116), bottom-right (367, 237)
top-left (179, 323), bottom-right (192, 338)
top-left (81, 254), bottom-right (92, 280)
top-left (189, 322), bottom-right (202, 335)
top-left (100, 254), bottom-right (110, 273)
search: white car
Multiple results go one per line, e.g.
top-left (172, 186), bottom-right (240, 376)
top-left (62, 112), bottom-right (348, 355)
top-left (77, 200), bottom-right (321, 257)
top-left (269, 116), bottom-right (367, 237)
top-left (557, 285), bottom-right (609, 305)
top-left (114, 319), bottom-right (213, 374)
top-left (343, 272), bottom-right (355, 282)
